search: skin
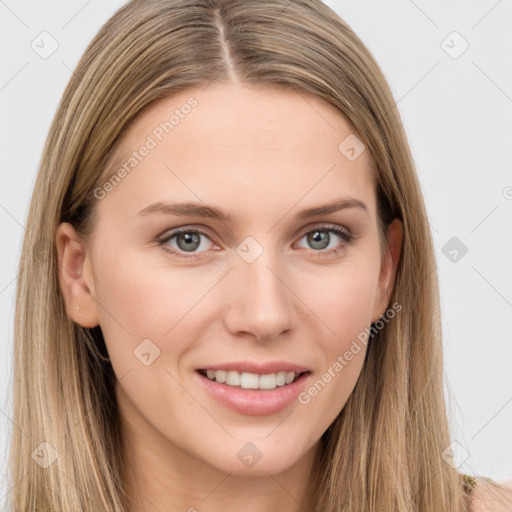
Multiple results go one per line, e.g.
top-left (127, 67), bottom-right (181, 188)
top-left (56, 81), bottom-right (402, 512)
top-left (475, 480), bottom-right (512, 512)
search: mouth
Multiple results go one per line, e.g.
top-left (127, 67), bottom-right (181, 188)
top-left (196, 369), bottom-right (309, 391)
top-left (195, 367), bottom-right (312, 415)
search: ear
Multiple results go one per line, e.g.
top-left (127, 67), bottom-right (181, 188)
top-left (55, 222), bottom-right (99, 328)
top-left (371, 218), bottom-right (403, 323)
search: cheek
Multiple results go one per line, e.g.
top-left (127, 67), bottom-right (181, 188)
top-left (302, 255), bottom-right (380, 342)
top-left (91, 244), bottom-right (237, 393)
top-left (312, 274), bottom-right (374, 379)
top-left (91, 247), bottom-right (207, 371)
top-left (291, 258), bottom-right (379, 425)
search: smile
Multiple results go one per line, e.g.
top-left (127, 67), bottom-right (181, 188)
top-left (197, 369), bottom-right (304, 390)
top-left (195, 369), bottom-right (311, 416)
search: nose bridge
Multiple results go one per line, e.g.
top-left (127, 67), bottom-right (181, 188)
top-left (224, 237), bottom-right (296, 340)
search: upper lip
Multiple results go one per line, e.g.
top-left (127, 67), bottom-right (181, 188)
top-left (197, 361), bottom-right (310, 374)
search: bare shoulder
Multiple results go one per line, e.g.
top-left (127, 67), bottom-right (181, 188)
top-left (472, 478), bottom-right (512, 512)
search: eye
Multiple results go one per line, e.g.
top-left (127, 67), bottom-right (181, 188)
top-left (157, 228), bottom-right (216, 258)
top-left (295, 224), bottom-right (353, 256)
top-left (156, 223), bottom-right (354, 260)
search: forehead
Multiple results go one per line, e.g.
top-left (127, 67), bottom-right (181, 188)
top-left (98, 82), bottom-right (375, 222)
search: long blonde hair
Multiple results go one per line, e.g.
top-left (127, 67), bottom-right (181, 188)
top-left (8, 0), bottom-right (474, 510)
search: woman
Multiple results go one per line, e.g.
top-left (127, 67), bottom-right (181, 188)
top-left (7, 0), bottom-right (512, 510)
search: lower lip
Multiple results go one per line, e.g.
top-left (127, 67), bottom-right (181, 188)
top-left (195, 371), bottom-right (311, 416)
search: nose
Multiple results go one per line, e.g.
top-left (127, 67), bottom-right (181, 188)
top-left (222, 247), bottom-right (297, 342)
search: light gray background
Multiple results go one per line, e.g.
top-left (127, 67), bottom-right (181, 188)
top-left (1, 0), bottom-right (511, 502)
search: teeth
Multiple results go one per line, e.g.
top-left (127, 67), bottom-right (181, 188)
top-left (226, 371), bottom-right (240, 386)
top-left (259, 373), bottom-right (276, 389)
top-left (240, 372), bottom-right (259, 389)
top-left (202, 370), bottom-right (301, 390)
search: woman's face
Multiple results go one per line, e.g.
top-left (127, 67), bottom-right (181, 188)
top-left (57, 82), bottom-right (401, 478)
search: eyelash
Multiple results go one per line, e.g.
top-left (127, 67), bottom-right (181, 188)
top-left (156, 224), bottom-right (354, 260)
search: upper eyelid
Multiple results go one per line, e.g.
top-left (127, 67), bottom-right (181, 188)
top-left (157, 225), bottom-right (216, 243)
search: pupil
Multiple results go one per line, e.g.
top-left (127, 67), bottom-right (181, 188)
top-left (308, 230), bottom-right (329, 250)
top-left (178, 232), bottom-right (200, 252)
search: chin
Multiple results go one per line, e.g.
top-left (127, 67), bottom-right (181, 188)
top-left (200, 440), bottom-right (310, 476)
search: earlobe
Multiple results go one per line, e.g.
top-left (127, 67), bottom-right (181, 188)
top-left (372, 218), bottom-right (403, 321)
top-left (55, 222), bottom-right (99, 328)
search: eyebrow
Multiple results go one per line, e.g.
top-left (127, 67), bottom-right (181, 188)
top-left (138, 197), bottom-right (368, 222)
